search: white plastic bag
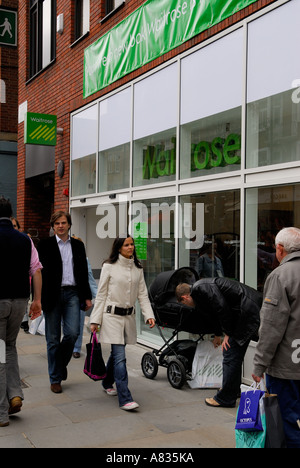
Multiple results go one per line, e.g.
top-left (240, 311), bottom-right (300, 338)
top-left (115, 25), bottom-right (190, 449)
top-left (29, 313), bottom-right (45, 336)
top-left (188, 340), bottom-right (223, 389)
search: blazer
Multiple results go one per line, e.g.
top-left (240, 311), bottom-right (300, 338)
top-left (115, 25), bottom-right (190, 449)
top-left (38, 235), bottom-right (92, 312)
top-left (0, 218), bottom-right (32, 299)
top-left (90, 254), bottom-right (155, 345)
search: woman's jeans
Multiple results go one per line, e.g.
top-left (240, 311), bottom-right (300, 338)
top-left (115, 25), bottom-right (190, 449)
top-left (45, 287), bottom-right (80, 384)
top-left (102, 344), bottom-right (133, 407)
top-left (0, 299), bottom-right (27, 423)
top-left (214, 337), bottom-right (250, 407)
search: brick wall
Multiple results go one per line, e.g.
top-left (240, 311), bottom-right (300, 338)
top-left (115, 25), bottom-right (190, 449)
top-left (17, 0), bottom-right (278, 238)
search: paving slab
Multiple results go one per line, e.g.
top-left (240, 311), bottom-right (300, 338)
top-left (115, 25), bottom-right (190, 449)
top-left (0, 328), bottom-right (237, 449)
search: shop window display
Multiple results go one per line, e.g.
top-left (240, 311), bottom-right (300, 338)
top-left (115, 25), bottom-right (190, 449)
top-left (179, 190), bottom-right (240, 282)
top-left (245, 184), bottom-right (300, 292)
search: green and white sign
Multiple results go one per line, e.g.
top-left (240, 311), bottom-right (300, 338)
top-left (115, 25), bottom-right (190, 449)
top-left (134, 222), bottom-right (148, 260)
top-left (0, 8), bottom-right (17, 47)
top-left (84, 0), bottom-right (259, 98)
top-left (24, 113), bottom-right (57, 146)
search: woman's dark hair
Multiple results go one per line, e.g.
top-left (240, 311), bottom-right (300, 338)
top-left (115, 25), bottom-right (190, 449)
top-left (104, 235), bottom-right (143, 269)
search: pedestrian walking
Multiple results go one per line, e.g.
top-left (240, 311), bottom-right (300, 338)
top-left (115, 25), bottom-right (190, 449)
top-left (176, 277), bottom-right (262, 408)
top-left (0, 197), bottom-right (42, 426)
top-left (252, 227), bottom-right (300, 448)
top-left (90, 235), bottom-right (155, 411)
top-left (38, 211), bottom-right (92, 394)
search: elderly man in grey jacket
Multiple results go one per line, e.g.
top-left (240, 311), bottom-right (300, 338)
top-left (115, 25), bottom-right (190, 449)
top-left (252, 227), bottom-right (300, 448)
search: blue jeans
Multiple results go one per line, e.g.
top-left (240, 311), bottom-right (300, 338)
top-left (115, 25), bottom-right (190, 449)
top-left (266, 374), bottom-right (300, 448)
top-left (45, 288), bottom-right (80, 384)
top-left (73, 310), bottom-right (85, 354)
top-left (214, 337), bottom-right (250, 407)
top-left (102, 344), bottom-right (133, 407)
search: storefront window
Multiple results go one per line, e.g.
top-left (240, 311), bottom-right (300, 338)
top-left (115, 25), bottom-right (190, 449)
top-left (134, 197), bottom-right (175, 345)
top-left (133, 128), bottom-right (177, 187)
top-left (179, 191), bottom-right (240, 281)
top-left (71, 104), bottom-right (97, 196)
top-left (180, 29), bottom-right (243, 180)
top-left (99, 88), bottom-right (131, 192)
top-left (246, 0), bottom-right (300, 168)
top-left (245, 184), bottom-right (300, 291)
top-left (133, 64), bottom-right (178, 187)
top-left (180, 107), bottom-right (241, 179)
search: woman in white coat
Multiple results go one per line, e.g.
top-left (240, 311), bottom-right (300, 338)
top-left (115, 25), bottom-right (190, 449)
top-left (90, 235), bottom-right (155, 411)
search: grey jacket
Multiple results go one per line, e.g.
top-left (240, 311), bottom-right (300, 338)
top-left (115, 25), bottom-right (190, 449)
top-left (253, 251), bottom-right (300, 380)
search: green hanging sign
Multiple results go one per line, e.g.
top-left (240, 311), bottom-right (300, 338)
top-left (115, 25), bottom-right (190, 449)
top-left (24, 112), bottom-right (57, 146)
top-left (84, 0), bottom-right (259, 98)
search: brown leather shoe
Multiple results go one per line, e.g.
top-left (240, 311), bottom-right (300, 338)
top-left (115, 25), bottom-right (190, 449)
top-left (50, 383), bottom-right (62, 394)
top-left (9, 397), bottom-right (23, 415)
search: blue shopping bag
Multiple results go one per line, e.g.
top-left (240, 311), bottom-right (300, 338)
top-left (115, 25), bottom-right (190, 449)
top-left (235, 384), bottom-right (265, 432)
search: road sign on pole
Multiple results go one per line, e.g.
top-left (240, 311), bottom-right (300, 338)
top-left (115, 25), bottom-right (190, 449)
top-left (0, 8), bottom-right (17, 47)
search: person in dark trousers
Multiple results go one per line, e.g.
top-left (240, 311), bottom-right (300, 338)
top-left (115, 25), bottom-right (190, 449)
top-left (253, 227), bottom-right (300, 448)
top-left (38, 211), bottom-right (92, 394)
top-left (176, 277), bottom-right (262, 408)
top-left (0, 197), bottom-right (42, 426)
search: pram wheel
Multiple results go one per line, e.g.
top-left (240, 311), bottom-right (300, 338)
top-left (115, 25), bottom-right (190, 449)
top-left (141, 352), bottom-right (159, 379)
top-left (167, 358), bottom-right (186, 389)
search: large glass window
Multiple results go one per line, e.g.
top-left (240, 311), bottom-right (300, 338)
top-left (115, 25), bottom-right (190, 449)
top-left (179, 190), bottom-right (240, 281)
top-left (30, 0), bottom-right (56, 77)
top-left (246, 0), bottom-right (300, 168)
top-left (134, 197), bottom-right (175, 345)
top-left (180, 29), bottom-right (243, 179)
top-left (99, 88), bottom-right (131, 192)
top-left (245, 184), bottom-right (300, 291)
top-left (71, 104), bottom-right (97, 196)
top-left (133, 64), bottom-right (178, 187)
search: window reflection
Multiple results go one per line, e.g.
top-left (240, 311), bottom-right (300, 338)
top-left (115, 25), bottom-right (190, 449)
top-left (246, 184), bottom-right (300, 291)
top-left (179, 191), bottom-right (240, 281)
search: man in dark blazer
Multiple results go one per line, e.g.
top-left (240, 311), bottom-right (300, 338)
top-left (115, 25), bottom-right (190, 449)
top-left (38, 211), bottom-right (92, 393)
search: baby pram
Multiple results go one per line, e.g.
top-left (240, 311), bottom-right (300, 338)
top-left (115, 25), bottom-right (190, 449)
top-left (141, 267), bottom-right (206, 389)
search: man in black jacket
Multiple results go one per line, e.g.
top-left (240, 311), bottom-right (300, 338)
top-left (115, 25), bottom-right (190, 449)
top-left (176, 277), bottom-right (262, 408)
top-left (0, 197), bottom-right (42, 426)
top-left (38, 211), bottom-right (92, 394)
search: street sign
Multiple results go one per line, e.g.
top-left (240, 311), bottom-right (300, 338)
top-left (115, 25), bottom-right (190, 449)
top-left (0, 8), bottom-right (17, 47)
top-left (24, 112), bottom-right (57, 146)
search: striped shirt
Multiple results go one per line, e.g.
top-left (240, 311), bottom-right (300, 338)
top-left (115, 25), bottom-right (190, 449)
top-left (56, 235), bottom-right (76, 286)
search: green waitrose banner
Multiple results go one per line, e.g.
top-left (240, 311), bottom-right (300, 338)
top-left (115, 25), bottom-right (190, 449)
top-left (84, 0), bottom-right (258, 98)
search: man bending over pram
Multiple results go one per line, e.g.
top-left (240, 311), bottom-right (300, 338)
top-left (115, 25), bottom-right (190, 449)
top-left (175, 278), bottom-right (262, 408)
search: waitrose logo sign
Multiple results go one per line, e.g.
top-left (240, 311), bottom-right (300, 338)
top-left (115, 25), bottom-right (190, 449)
top-left (84, 0), bottom-right (259, 98)
top-left (143, 134), bottom-right (241, 180)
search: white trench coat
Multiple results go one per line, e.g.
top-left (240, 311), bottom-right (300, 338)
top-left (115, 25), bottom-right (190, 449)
top-left (90, 254), bottom-right (155, 345)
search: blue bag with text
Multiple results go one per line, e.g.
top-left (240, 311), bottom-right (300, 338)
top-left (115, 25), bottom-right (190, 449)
top-left (235, 383), bottom-right (265, 432)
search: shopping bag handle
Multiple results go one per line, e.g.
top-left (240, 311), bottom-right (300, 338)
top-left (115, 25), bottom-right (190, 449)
top-left (246, 380), bottom-right (267, 393)
top-left (90, 331), bottom-right (99, 344)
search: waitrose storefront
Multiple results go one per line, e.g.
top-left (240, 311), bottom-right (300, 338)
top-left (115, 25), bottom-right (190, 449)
top-left (69, 0), bottom-right (300, 359)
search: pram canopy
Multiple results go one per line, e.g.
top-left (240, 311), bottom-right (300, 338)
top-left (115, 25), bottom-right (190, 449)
top-left (149, 267), bottom-right (205, 334)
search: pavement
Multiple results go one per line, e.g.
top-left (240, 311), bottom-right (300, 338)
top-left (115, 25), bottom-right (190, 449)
top-left (0, 324), bottom-right (237, 449)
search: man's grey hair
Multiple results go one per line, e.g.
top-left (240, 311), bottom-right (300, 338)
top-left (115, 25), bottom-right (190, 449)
top-left (275, 227), bottom-right (300, 253)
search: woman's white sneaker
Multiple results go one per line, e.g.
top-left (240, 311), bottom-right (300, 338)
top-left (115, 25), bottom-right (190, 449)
top-left (120, 401), bottom-right (139, 411)
top-left (103, 387), bottom-right (117, 396)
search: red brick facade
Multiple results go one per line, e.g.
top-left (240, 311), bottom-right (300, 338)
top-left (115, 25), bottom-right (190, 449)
top-left (17, 0), bottom-right (278, 239)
